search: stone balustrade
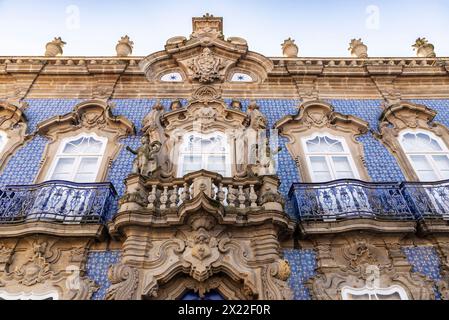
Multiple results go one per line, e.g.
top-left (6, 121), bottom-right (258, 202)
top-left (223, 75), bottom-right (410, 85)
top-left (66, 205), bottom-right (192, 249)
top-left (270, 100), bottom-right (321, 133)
top-left (118, 170), bottom-right (284, 214)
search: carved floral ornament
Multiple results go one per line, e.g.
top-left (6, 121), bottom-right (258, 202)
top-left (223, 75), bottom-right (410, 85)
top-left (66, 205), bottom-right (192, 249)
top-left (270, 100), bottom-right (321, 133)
top-left (275, 100), bottom-right (370, 181)
top-left (105, 208), bottom-right (293, 300)
top-left (377, 101), bottom-right (449, 180)
top-left (0, 239), bottom-right (98, 300)
top-left (308, 237), bottom-right (436, 300)
top-left (0, 100), bottom-right (28, 168)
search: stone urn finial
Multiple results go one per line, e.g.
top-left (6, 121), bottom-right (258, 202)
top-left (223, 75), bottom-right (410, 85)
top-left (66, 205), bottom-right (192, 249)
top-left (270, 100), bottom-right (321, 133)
top-left (413, 37), bottom-right (436, 58)
top-left (116, 35), bottom-right (134, 57)
top-left (281, 38), bottom-right (299, 58)
top-left (45, 37), bottom-right (66, 57)
top-left (349, 38), bottom-right (368, 58)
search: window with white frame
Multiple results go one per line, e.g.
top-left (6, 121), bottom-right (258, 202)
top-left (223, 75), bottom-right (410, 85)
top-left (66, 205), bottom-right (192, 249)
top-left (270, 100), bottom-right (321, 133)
top-left (302, 134), bottom-right (360, 182)
top-left (400, 130), bottom-right (449, 182)
top-left (0, 130), bottom-right (7, 154)
top-left (46, 133), bottom-right (107, 183)
top-left (177, 132), bottom-right (231, 177)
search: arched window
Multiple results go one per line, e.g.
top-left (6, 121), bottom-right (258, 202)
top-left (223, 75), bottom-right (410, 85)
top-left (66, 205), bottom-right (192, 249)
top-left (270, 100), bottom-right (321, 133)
top-left (230, 72), bottom-right (253, 83)
top-left (46, 133), bottom-right (107, 183)
top-left (177, 132), bottom-right (231, 177)
top-left (302, 134), bottom-right (360, 182)
top-left (161, 72), bottom-right (183, 82)
top-left (0, 130), bottom-right (7, 154)
top-left (399, 130), bottom-right (449, 181)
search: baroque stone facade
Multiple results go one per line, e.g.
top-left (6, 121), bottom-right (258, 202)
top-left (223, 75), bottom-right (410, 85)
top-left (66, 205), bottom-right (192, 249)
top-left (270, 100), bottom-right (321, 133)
top-left (0, 14), bottom-right (449, 300)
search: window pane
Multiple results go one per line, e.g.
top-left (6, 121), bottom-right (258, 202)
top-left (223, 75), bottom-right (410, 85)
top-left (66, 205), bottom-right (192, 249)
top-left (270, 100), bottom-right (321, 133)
top-left (207, 155), bottom-right (227, 175)
top-left (51, 158), bottom-right (75, 180)
top-left (433, 155), bottom-right (449, 179)
top-left (306, 136), bottom-right (344, 153)
top-left (332, 156), bottom-right (355, 179)
top-left (63, 137), bottom-right (104, 154)
top-left (182, 155), bottom-right (202, 175)
top-left (77, 157), bottom-right (99, 173)
top-left (402, 132), bottom-right (443, 152)
top-left (73, 158), bottom-right (99, 182)
top-left (410, 155), bottom-right (438, 181)
top-left (310, 156), bottom-right (332, 182)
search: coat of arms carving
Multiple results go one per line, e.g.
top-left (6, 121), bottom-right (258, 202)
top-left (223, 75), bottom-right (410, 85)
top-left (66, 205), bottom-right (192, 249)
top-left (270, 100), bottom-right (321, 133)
top-left (187, 48), bottom-right (225, 83)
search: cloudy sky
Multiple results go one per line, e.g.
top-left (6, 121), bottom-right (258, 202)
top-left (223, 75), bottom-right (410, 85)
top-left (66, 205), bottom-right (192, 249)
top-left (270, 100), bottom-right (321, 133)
top-left (0, 0), bottom-right (448, 57)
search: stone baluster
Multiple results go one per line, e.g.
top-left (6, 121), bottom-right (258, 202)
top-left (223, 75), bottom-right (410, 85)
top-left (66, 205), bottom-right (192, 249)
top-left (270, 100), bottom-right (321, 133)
top-left (160, 186), bottom-right (169, 210)
top-left (217, 183), bottom-right (226, 205)
top-left (249, 184), bottom-right (258, 208)
top-left (170, 186), bottom-right (179, 208)
top-left (238, 185), bottom-right (246, 209)
top-left (227, 184), bottom-right (236, 207)
top-left (180, 183), bottom-right (191, 203)
top-left (147, 185), bottom-right (157, 210)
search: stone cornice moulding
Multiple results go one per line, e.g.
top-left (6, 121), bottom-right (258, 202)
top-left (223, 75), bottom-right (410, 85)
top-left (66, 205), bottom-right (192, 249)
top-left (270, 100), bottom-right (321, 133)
top-left (0, 57), bottom-right (448, 77)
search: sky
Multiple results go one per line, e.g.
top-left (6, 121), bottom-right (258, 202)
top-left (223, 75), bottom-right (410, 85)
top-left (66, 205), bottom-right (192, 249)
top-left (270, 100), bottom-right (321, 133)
top-left (0, 0), bottom-right (448, 57)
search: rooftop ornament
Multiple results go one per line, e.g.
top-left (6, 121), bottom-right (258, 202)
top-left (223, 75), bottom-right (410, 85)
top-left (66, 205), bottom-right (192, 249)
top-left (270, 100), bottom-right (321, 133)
top-left (281, 38), bottom-right (299, 58)
top-left (116, 35), bottom-right (134, 57)
top-left (413, 37), bottom-right (436, 58)
top-left (45, 37), bottom-right (66, 57)
top-left (348, 38), bottom-right (368, 58)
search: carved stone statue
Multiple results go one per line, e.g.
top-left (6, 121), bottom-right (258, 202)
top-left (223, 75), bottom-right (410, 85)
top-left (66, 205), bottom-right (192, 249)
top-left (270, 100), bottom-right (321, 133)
top-left (143, 100), bottom-right (165, 143)
top-left (246, 100), bottom-right (267, 130)
top-left (126, 136), bottom-right (162, 177)
top-left (253, 138), bottom-right (282, 176)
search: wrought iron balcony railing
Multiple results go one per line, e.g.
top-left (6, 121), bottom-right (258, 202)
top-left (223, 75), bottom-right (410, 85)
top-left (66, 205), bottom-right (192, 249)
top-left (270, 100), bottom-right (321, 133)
top-left (402, 180), bottom-right (449, 220)
top-left (0, 180), bottom-right (117, 224)
top-left (289, 179), bottom-right (415, 222)
top-left (290, 179), bottom-right (449, 222)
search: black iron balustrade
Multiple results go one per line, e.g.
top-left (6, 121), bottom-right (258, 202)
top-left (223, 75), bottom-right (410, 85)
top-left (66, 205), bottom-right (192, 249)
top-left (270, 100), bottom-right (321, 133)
top-left (0, 180), bottom-right (117, 224)
top-left (402, 180), bottom-right (449, 220)
top-left (289, 179), bottom-right (414, 222)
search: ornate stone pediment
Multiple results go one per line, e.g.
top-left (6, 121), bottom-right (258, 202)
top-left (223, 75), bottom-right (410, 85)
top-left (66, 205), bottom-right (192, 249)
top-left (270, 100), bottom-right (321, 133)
top-left (276, 100), bottom-right (369, 135)
top-left (36, 99), bottom-right (135, 138)
top-left (161, 87), bottom-right (247, 133)
top-left (0, 100), bottom-right (28, 169)
top-left (139, 15), bottom-right (273, 84)
top-left (0, 100), bottom-right (27, 131)
top-left (379, 101), bottom-right (438, 132)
